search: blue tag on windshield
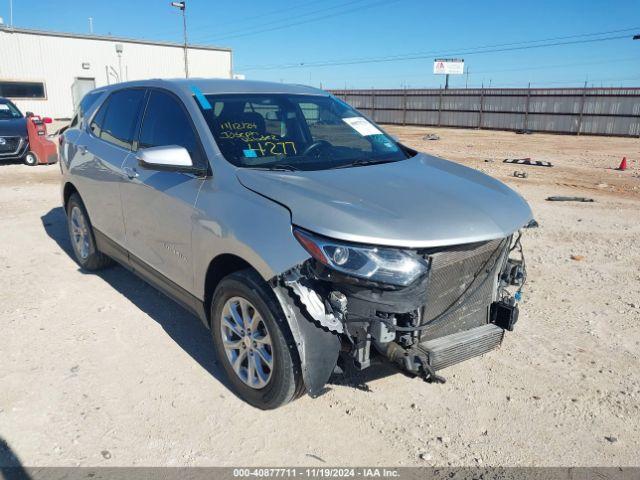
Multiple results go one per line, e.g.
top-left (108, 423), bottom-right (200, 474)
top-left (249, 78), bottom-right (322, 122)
top-left (191, 85), bottom-right (212, 110)
top-left (243, 149), bottom-right (258, 158)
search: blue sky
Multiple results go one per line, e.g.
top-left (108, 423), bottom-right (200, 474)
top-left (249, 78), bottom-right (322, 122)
top-left (3, 0), bottom-right (639, 88)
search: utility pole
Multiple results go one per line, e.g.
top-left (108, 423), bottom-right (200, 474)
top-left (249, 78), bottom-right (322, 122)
top-left (171, 1), bottom-right (189, 78)
top-left (444, 73), bottom-right (450, 90)
top-left (465, 68), bottom-right (469, 89)
top-left (9, 0), bottom-right (13, 27)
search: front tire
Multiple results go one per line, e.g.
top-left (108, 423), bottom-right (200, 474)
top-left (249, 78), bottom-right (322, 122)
top-left (211, 269), bottom-right (303, 409)
top-left (23, 152), bottom-right (38, 166)
top-left (66, 193), bottom-right (113, 270)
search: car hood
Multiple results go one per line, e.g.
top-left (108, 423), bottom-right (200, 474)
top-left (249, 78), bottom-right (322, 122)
top-left (236, 153), bottom-right (533, 248)
top-left (0, 117), bottom-right (27, 137)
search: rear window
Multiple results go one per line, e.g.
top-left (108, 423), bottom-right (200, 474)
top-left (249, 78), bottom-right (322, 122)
top-left (92, 89), bottom-right (146, 150)
top-left (196, 93), bottom-right (409, 171)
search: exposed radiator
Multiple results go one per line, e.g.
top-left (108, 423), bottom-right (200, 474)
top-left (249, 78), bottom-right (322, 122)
top-left (418, 238), bottom-right (508, 340)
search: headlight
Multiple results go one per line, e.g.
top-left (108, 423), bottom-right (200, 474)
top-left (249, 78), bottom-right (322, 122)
top-left (293, 228), bottom-right (428, 287)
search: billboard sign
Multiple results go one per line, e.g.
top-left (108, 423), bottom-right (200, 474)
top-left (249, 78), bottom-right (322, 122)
top-left (433, 59), bottom-right (464, 75)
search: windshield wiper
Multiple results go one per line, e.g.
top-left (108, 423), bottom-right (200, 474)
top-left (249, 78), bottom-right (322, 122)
top-left (251, 164), bottom-right (300, 172)
top-left (330, 158), bottom-right (398, 169)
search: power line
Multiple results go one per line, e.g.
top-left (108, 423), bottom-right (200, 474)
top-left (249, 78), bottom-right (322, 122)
top-left (151, 0), bottom-right (366, 40)
top-left (337, 56), bottom-right (639, 82)
top-left (191, 0), bottom-right (401, 43)
top-left (237, 27), bottom-right (639, 70)
top-left (471, 57), bottom-right (638, 76)
top-left (191, 0), bottom-right (372, 41)
top-left (242, 30), bottom-right (637, 70)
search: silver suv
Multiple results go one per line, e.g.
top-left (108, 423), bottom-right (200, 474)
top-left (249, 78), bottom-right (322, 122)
top-left (60, 79), bottom-right (533, 409)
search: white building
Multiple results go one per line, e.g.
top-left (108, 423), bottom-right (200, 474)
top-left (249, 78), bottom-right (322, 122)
top-left (0, 26), bottom-right (232, 119)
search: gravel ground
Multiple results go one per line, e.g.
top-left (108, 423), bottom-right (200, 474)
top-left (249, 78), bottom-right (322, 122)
top-left (0, 127), bottom-right (639, 467)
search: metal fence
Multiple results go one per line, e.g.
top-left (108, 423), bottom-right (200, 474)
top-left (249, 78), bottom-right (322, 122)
top-left (331, 87), bottom-right (640, 137)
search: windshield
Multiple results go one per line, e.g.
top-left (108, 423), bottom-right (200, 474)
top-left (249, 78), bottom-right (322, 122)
top-left (0, 101), bottom-right (23, 120)
top-left (196, 93), bottom-right (411, 171)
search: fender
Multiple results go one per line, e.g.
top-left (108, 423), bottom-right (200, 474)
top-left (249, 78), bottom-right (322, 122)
top-left (192, 177), bottom-right (309, 299)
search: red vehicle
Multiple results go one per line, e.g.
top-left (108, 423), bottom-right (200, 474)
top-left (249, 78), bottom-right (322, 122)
top-left (0, 97), bottom-right (57, 166)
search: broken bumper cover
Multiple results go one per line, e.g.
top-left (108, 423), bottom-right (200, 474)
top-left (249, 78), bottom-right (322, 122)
top-left (271, 232), bottom-right (526, 394)
top-left (272, 283), bottom-right (341, 397)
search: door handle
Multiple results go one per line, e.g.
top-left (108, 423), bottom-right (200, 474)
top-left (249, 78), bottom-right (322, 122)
top-left (78, 145), bottom-right (88, 154)
top-left (123, 166), bottom-right (139, 179)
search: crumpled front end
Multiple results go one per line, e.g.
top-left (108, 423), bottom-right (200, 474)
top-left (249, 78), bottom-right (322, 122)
top-left (272, 227), bottom-right (530, 394)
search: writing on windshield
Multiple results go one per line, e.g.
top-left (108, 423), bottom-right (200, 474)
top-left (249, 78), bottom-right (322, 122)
top-left (196, 93), bottom-right (410, 171)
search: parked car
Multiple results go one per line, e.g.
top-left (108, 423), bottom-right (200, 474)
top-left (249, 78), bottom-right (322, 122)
top-left (60, 79), bottom-right (533, 409)
top-left (0, 97), bottom-right (53, 166)
top-left (0, 97), bottom-right (31, 164)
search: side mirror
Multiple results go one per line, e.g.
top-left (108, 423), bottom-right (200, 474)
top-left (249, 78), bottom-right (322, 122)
top-left (136, 145), bottom-right (205, 174)
top-left (43, 117), bottom-right (52, 124)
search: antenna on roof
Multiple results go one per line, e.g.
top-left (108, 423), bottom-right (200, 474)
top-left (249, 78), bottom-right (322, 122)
top-left (88, 17), bottom-right (94, 34)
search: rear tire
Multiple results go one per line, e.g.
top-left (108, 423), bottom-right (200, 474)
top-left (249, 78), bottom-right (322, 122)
top-left (66, 193), bottom-right (113, 271)
top-left (211, 269), bottom-right (303, 409)
top-left (23, 152), bottom-right (38, 166)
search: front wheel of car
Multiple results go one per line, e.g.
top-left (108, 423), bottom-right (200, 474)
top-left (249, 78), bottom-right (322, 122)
top-left (66, 193), bottom-right (113, 271)
top-left (211, 269), bottom-right (304, 409)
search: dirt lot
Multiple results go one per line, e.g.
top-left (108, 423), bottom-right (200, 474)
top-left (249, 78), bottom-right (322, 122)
top-left (1, 127), bottom-right (639, 467)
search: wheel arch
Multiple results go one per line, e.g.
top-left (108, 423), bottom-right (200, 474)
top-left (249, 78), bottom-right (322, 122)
top-left (203, 253), bottom-right (258, 326)
top-left (63, 181), bottom-right (79, 209)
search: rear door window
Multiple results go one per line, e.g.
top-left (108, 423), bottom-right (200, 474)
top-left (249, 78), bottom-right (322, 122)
top-left (89, 101), bottom-right (108, 137)
top-left (78, 91), bottom-right (103, 122)
top-left (138, 90), bottom-right (204, 167)
top-left (96, 89), bottom-right (146, 150)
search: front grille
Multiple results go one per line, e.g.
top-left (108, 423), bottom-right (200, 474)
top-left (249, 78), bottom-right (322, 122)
top-left (0, 136), bottom-right (23, 155)
top-left (417, 323), bottom-right (505, 371)
top-left (418, 238), bottom-right (508, 341)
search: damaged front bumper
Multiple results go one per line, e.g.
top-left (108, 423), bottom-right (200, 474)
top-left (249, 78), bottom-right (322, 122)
top-left (271, 232), bottom-right (528, 395)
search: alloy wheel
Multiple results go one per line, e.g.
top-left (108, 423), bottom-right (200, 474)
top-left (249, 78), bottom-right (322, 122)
top-left (70, 206), bottom-right (90, 260)
top-left (220, 296), bottom-right (274, 389)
